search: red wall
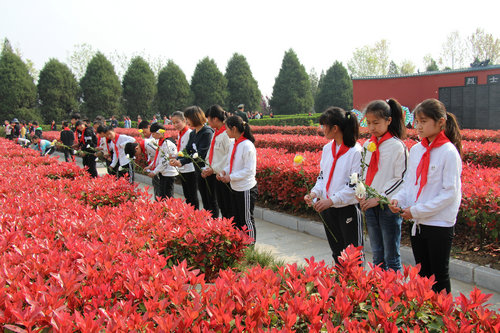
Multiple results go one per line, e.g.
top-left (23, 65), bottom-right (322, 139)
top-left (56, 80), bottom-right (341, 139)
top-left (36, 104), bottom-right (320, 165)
top-left (353, 67), bottom-right (500, 110)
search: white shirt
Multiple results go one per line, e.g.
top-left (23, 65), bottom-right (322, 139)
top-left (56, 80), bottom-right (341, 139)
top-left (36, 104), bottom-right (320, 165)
top-left (223, 139), bottom-right (257, 192)
top-left (311, 141), bottom-right (362, 207)
top-left (206, 130), bottom-right (232, 174)
top-left (110, 134), bottom-right (136, 168)
top-left (150, 139), bottom-right (179, 177)
top-left (177, 128), bottom-right (195, 173)
top-left (392, 142), bottom-right (462, 228)
top-left (142, 137), bottom-right (158, 168)
top-left (361, 137), bottom-right (408, 199)
top-left (98, 136), bottom-right (110, 155)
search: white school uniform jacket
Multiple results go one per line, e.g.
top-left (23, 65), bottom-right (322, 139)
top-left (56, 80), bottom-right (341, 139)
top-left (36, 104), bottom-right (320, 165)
top-left (361, 137), bottom-right (408, 199)
top-left (206, 131), bottom-right (232, 174)
top-left (110, 134), bottom-right (136, 168)
top-left (150, 139), bottom-right (179, 177)
top-left (392, 142), bottom-right (462, 228)
top-left (223, 139), bottom-right (257, 192)
top-left (142, 137), bottom-right (158, 168)
top-left (311, 142), bottom-right (362, 207)
top-left (177, 129), bottom-right (195, 173)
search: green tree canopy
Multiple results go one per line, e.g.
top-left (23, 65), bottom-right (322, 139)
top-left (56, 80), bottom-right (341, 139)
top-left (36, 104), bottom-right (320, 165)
top-left (191, 57), bottom-right (227, 111)
top-left (315, 61), bottom-right (352, 112)
top-left (0, 39), bottom-right (38, 122)
top-left (157, 60), bottom-right (192, 115)
top-left (80, 52), bottom-right (121, 120)
top-left (37, 58), bottom-right (79, 123)
top-left (270, 49), bottom-right (313, 115)
top-left (225, 53), bottom-right (261, 112)
top-left (348, 40), bottom-right (390, 77)
top-left (122, 56), bottom-right (156, 119)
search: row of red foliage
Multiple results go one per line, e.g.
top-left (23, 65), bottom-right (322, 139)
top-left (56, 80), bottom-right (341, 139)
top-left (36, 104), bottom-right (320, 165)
top-left (0, 139), bottom-right (498, 331)
top-left (252, 134), bottom-right (500, 168)
top-left (256, 148), bottom-right (500, 243)
top-left (250, 126), bottom-right (500, 143)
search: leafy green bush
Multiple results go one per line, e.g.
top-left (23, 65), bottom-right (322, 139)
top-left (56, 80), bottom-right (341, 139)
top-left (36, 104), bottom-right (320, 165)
top-left (250, 113), bottom-right (320, 126)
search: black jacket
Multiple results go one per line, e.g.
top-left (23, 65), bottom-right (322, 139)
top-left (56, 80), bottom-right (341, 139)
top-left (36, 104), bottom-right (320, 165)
top-left (76, 127), bottom-right (97, 152)
top-left (178, 125), bottom-right (214, 169)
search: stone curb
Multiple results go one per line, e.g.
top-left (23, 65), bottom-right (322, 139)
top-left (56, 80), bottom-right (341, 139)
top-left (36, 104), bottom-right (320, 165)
top-left (59, 153), bottom-right (500, 293)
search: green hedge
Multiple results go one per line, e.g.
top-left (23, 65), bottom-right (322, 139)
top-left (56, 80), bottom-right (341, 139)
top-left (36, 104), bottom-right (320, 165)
top-left (250, 113), bottom-right (320, 126)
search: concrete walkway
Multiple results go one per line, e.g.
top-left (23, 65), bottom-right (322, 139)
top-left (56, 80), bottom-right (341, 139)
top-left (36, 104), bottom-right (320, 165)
top-left (58, 153), bottom-right (500, 311)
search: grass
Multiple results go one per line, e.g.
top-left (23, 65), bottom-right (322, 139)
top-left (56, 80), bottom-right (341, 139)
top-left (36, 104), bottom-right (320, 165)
top-left (236, 246), bottom-right (291, 273)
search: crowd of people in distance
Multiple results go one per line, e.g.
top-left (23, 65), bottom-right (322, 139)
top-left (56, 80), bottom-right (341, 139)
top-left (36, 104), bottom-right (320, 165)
top-left (3, 98), bottom-right (463, 293)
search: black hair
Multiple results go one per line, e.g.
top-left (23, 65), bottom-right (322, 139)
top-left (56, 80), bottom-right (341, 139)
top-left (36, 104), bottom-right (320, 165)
top-left (94, 116), bottom-right (105, 122)
top-left (183, 106), bottom-right (206, 127)
top-left (96, 125), bottom-right (107, 134)
top-left (171, 111), bottom-right (185, 120)
top-left (206, 104), bottom-right (227, 122)
top-left (32, 121), bottom-right (38, 126)
top-left (319, 107), bottom-right (359, 147)
top-left (93, 120), bottom-right (102, 127)
top-left (124, 142), bottom-right (138, 158)
top-left (62, 121), bottom-right (69, 127)
top-left (150, 123), bottom-right (165, 133)
top-left (32, 135), bottom-right (40, 140)
top-left (104, 125), bottom-right (114, 133)
top-left (414, 99), bottom-right (462, 157)
top-left (71, 113), bottom-right (81, 120)
top-left (138, 120), bottom-right (150, 129)
top-left (225, 115), bottom-right (255, 143)
top-left (364, 99), bottom-right (407, 139)
top-left (75, 120), bottom-right (84, 128)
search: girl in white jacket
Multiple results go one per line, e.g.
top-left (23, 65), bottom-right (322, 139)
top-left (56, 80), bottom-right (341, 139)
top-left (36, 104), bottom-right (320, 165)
top-left (304, 107), bottom-right (362, 264)
top-left (390, 98), bottom-right (462, 293)
top-left (360, 99), bottom-right (408, 271)
top-left (217, 116), bottom-right (257, 243)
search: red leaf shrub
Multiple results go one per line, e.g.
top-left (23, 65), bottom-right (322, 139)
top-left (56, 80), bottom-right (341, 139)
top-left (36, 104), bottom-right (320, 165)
top-left (0, 139), bottom-right (498, 330)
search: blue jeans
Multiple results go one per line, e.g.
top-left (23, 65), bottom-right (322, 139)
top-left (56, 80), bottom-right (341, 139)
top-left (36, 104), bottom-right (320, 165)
top-left (365, 205), bottom-right (402, 271)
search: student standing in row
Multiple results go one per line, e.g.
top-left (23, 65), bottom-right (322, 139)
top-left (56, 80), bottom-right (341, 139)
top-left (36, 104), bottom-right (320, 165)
top-left (202, 105), bottom-right (233, 219)
top-left (171, 106), bottom-right (218, 218)
top-left (104, 126), bottom-right (136, 183)
top-left (60, 121), bottom-right (75, 162)
top-left (170, 111), bottom-right (199, 209)
top-left (359, 99), bottom-right (408, 271)
top-left (304, 107), bottom-right (362, 264)
top-left (217, 116), bottom-right (257, 243)
top-left (147, 123), bottom-right (178, 200)
top-left (390, 98), bottom-right (462, 293)
top-left (74, 120), bottom-right (98, 178)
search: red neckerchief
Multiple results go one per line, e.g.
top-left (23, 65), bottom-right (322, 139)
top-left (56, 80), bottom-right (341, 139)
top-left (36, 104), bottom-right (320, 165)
top-left (209, 125), bottom-right (226, 165)
top-left (63, 127), bottom-right (70, 131)
top-left (139, 139), bottom-right (148, 160)
top-left (415, 130), bottom-right (450, 200)
top-left (78, 128), bottom-right (85, 145)
top-left (152, 138), bottom-right (165, 167)
top-left (177, 127), bottom-right (188, 151)
top-left (365, 132), bottom-right (393, 186)
top-left (229, 135), bottom-right (248, 174)
top-left (37, 141), bottom-right (43, 153)
top-left (112, 134), bottom-right (120, 160)
top-left (74, 128), bottom-right (80, 142)
top-left (325, 141), bottom-right (350, 199)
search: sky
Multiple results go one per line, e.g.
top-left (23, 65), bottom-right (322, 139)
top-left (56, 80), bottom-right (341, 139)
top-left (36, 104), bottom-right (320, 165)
top-left (1, 0), bottom-right (499, 96)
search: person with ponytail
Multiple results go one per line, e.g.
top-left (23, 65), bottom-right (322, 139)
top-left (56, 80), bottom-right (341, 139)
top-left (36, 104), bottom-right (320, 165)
top-left (217, 115), bottom-right (257, 243)
top-left (304, 107), bottom-right (363, 264)
top-left (202, 105), bottom-right (233, 219)
top-left (389, 98), bottom-right (462, 293)
top-left (170, 111), bottom-right (199, 209)
top-left (170, 106), bottom-right (219, 218)
top-left (360, 99), bottom-right (408, 271)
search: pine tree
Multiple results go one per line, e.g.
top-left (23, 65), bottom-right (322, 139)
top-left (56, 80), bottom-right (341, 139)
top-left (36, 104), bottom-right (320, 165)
top-left (0, 39), bottom-right (39, 121)
top-left (122, 56), bottom-right (156, 119)
top-left (315, 61), bottom-right (352, 112)
top-left (157, 60), bottom-right (191, 115)
top-left (191, 57), bottom-right (227, 111)
top-left (225, 53), bottom-right (261, 112)
top-left (38, 58), bottom-right (79, 123)
top-left (270, 49), bottom-right (313, 114)
top-left (80, 52), bottom-right (121, 120)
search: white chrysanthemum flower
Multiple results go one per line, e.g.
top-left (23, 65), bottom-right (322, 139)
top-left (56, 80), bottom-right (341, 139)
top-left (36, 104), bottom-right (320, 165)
top-left (355, 181), bottom-right (366, 199)
top-left (349, 173), bottom-right (359, 185)
top-left (193, 152), bottom-right (199, 159)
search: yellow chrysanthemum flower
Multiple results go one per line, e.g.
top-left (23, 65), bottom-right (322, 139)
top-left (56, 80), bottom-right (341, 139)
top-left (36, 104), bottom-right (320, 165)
top-left (293, 155), bottom-right (304, 165)
top-left (367, 142), bottom-right (377, 153)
